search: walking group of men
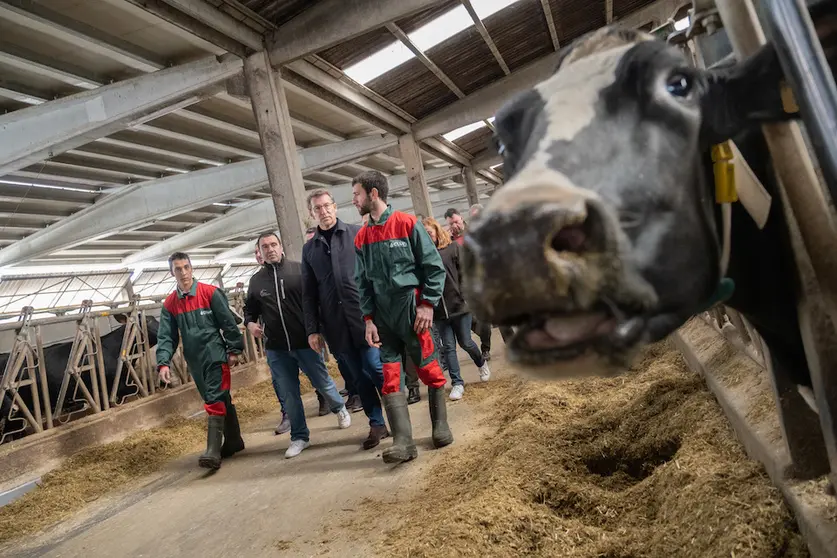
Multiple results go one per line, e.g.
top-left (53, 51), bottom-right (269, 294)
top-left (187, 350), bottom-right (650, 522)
top-left (155, 170), bottom-right (497, 469)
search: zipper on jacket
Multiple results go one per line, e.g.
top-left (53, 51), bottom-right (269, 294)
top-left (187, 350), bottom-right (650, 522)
top-left (273, 266), bottom-right (291, 350)
top-left (441, 295), bottom-right (450, 319)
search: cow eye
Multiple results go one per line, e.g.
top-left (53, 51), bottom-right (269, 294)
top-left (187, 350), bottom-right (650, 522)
top-left (666, 72), bottom-right (693, 97)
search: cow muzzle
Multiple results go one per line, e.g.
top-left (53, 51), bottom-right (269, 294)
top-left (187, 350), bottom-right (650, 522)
top-left (461, 186), bottom-right (657, 374)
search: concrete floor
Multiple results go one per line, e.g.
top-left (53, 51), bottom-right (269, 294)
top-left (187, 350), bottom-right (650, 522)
top-left (6, 331), bottom-right (506, 558)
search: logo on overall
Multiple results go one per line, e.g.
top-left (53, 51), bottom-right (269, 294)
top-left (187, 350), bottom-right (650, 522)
top-left (389, 240), bottom-right (408, 248)
top-left (200, 310), bottom-right (212, 316)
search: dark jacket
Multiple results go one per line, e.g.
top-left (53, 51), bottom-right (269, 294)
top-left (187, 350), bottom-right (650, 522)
top-left (243, 258), bottom-right (309, 351)
top-left (301, 220), bottom-right (366, 353)
top-left (434, 242), bottom-right (468, 322)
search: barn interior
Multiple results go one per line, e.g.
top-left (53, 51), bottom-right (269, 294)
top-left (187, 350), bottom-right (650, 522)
top-left (1, 1), bottom-right (836, 557)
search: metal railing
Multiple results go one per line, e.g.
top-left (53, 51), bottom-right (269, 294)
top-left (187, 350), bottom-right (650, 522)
top-left (0, 283), bottom-right (265, 444)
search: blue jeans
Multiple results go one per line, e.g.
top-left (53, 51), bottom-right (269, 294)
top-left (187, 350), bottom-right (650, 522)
top-left (336, 345), bottom-right (385, 428)
top-left (436, 313), bottom-right (484, 386)
top-left (266, 348), bottom-right (345, 442)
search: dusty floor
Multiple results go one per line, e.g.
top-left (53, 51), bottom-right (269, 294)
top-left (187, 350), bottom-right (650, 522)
top-left (1, 334), bottom-right (501, 558)
top-left (0, 330), bottom-right (811, 557)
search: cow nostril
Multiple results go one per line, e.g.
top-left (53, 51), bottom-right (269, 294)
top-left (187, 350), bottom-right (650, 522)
top-left (551, 225), bottom-right (588, 253)
top-left (548, 203), bottom-right (606, 255)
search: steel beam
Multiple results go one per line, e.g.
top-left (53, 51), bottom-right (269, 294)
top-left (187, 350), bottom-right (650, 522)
top-left (266, 0), bottom-right (448, 65)
top-left (412, 52), bottom-right (561, 141)
top-left (462, 0), bottom-right (512, 74)
top-left (399, 134), bottom-right (433, 218)
top-left (472, 151), bottom-right (503, 170)
top-left (386, 23), bottom-right (465, 98)
top-left (412, 0), bottom-right (682, 140)
top-left (157, 0), bottom-right (263, 50)
top-left (463, 166), bottom-right (479, 206)
top-left (0, 135), bottom-right (397, 267)
top-left (0, 55), bottom-right (242, 176)
top-left (0, 0), bottom-right (165, 72)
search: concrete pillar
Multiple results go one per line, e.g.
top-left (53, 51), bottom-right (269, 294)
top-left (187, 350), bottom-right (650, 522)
top-left (244, 51), bottom-right (308, 261)
top-left (463, 166), bottom-right (480, 206)
top-left (398, 134), bottom-right (432, 219)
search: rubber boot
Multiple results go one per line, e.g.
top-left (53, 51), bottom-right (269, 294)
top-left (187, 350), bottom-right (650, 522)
top-left (381, 392), bottom-right (418, 464)
top-left (221, 400), bottom-right (245, 458)
top-left (199, 415), bottom-right (224, 470)
top-left (428, 387), bottom-right (454, 448)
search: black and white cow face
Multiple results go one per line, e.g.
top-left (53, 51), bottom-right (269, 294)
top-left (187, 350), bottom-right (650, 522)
top-left (461, 27), bottom-right (796, 378)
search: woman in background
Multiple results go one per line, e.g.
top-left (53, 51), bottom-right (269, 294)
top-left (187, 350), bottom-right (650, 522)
top-left (421, 217), bottom-right (490, 400)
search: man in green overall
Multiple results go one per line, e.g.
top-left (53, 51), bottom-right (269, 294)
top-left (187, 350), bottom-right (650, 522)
top-left (157, 252), bottom-right (244, 470)
top-left (352, 170), bottom-right (453, 464)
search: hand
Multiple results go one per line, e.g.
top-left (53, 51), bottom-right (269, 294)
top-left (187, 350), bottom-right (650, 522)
top-left (365, 320), bottom-right (381, 348)
top-left (414, 304), bottom-right (433, 333)
top-left (159, 366), bottom-right (171, 384)
top-left (247, 322), bottom-right (263, 339)
top-left (227, 353), bottom-right (239, 367)
top-left (308, 333), bottom-right (324, 353)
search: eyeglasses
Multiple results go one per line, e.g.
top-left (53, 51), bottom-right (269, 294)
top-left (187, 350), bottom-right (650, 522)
top-left (312, 202), bottom-right (334, 213)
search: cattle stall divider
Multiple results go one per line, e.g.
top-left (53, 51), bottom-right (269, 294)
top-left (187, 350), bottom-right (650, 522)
top-left (0, 287), bottom-right (264, 443)
top-left (679, 0), bottom-right (837, 501)
top-left (0, 308), bottom-right (46, 442)
top-left (53, 301), bottom-right (104, 419)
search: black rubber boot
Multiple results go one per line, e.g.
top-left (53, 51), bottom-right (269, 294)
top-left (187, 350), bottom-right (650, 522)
top-left (221, 400), bottom-right (245, 458)
top-left (199, 415), bottom-right (224, 470)
top-left (428, 387), bottom-right (454, 449)
top-left (407, 387), bottom-right (421, 405)
top-left (316, 390), bottom-right (330, 416)
top-left (382, 392), bottom-right (418, 464)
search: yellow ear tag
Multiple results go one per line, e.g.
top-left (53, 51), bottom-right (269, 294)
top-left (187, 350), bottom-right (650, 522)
top-left (780, 80), bottom-right (799, 114)
top-left (711, 141), bottom-right (738, 204)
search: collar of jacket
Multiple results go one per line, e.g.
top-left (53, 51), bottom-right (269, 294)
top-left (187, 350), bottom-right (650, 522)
top-left (313, 219), bottom-right (347, 241)
top-left (369, 204), bottom-right (393, 226)
top-left (177, 280), bottom-right (198, 299)
top-left (263, 256), bottom-right (285, 270)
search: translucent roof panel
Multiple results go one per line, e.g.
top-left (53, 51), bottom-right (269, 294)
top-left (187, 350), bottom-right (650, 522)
top-left (132, 266), bottom-right (224, 298)
top-left (0, 271), bottom-right (131, 315)
top-left (222, 264), bottom-right (260, 290)
top-left (343, 1), bottom-right (524, 85)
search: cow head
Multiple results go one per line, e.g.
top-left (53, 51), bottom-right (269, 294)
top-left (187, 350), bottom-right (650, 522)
top-left (462, 27), bottom-right (797, 379)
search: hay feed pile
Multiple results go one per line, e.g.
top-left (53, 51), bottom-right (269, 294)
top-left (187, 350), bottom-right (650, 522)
top-left (0, 360), bottom-right (341, 544)
top-left (380, 340), bottom-right (807, 558)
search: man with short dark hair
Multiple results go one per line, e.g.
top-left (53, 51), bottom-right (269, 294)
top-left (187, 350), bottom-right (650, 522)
top-left (352, 170), bottom-right (453, 464)
top-left (244, 231), bottom-right (351, 459)
top-left (302, 188), bottom-right (389, 450)
top-left (444, 208), bottom-right (466, 246)
top-left (157, 252), bottom-right (244, 470)
top-left (254, 239), bottom-right (291, 436)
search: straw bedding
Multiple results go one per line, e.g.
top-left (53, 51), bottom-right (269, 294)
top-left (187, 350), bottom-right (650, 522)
top-left (0, 360), bottom-right (339, 544)
top-left (378, 339), bottom-right (808, 558)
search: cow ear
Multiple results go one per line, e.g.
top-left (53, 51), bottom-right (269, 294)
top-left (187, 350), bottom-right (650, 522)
top-left (699, 43), bottom-right (800, 145)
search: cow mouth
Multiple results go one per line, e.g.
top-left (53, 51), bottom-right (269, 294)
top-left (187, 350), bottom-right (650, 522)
top-left (505, 303), bottom-right (647, 366)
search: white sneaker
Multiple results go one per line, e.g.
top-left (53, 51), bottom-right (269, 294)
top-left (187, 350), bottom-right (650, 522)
top-left (479, 362), bottom-right (491, 382)
top-left (285, 439), bottom-right (310, 459)
top-left (337, 406), bottom-right (351, 429)
top-left (449, 384), bottom-right (465, 400)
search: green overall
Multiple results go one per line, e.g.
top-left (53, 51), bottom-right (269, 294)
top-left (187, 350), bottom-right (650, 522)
top-left (156, 281), bottom-right (243, 415)
top-left (354, 206), bottom-right (447, 394)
